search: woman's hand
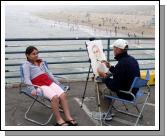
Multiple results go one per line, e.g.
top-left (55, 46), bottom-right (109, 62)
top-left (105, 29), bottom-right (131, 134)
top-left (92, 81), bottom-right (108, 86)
top-left (31, 90), bottom-right (37, 96)
top-left (31, 87), bottom-right (42, 96)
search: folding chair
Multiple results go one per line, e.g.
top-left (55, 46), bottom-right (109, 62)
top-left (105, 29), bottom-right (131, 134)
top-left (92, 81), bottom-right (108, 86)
top-left (103, 70), bottom-right (151, 126)
top-left (19, 61), bottom-right (70, 125)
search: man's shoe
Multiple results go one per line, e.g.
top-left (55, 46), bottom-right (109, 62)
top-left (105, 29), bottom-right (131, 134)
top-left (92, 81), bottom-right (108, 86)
top-left (92, 112), bottom-right (114, 121)
top-left (103, 112), bottom-right (115, 121)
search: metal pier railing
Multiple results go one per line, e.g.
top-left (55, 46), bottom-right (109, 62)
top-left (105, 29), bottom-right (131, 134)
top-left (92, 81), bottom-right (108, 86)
top-left (5, 37), bottom-right (155, 83)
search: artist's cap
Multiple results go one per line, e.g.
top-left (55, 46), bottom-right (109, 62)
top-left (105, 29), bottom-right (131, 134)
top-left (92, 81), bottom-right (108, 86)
top-left (110, 39), bottom-right (128, 49)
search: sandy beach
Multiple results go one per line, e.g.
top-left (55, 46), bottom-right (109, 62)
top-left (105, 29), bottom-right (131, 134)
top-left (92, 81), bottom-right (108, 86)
top-left (32, 7), bottom-right (155, 37)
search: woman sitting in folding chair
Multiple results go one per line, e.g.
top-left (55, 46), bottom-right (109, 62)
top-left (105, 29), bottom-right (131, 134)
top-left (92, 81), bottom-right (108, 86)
top-left (22, 46), bottom-right (77, 126)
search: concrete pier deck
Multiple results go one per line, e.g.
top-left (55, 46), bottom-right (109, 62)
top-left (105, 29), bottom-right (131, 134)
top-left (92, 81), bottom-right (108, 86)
top-left (5, 81), bottom-right (155, 126)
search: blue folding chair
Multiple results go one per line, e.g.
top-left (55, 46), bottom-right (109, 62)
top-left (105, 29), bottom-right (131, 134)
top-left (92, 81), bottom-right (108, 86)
top-left (103, 70), bottom-right (151, 126)
top-left (19, 61), bottom-right (70, 125)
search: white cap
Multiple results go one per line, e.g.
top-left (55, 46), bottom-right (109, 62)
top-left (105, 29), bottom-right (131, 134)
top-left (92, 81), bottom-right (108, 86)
top-left (110, 39), bottom-right (128, 49)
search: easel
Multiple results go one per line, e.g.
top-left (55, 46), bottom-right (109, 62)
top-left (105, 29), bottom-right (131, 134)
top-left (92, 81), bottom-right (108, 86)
top-left (80, 39), bottom-right (103, 126)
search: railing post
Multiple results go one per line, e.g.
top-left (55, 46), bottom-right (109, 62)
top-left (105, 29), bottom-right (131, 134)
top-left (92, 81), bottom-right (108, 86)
top-left (138, 38), bottom-right (140, 45)
top-left (107, 39), bottom-right (110, 61)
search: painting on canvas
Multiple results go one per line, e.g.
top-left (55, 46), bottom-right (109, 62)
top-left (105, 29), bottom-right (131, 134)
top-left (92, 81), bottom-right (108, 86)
top-left (86, 40), bottom-right (108, 77)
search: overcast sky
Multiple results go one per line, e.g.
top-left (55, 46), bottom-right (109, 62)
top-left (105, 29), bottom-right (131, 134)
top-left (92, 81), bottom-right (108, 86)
top-left (5, 5), bottom-right (154, 16)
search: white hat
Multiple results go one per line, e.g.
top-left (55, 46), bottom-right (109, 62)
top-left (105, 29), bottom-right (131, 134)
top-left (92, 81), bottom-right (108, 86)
top-left (110, 39), bottom-right (128, 49)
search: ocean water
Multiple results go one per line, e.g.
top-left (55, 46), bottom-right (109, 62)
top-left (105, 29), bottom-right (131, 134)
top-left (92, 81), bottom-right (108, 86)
top-left (5, 7), bottom-right (155, 83)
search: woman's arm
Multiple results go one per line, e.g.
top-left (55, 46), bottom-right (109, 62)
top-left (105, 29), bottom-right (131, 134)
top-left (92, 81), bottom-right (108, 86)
top-left (22, 63), bottom-right (36, 92)
top-left (42, 61), bottom-right (60, 85)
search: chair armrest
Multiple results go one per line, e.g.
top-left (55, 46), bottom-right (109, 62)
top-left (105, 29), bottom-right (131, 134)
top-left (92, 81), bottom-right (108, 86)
top-left (53, 76), bottom-right (70, 93)
top-left (20, 83), bottom-right (39, 89)
top-left (54, 75), bottom-right (69, 83)
top-left (19, 83), bottom-right (43, 96)
top-left (118, 90), bottom-right (136, 100)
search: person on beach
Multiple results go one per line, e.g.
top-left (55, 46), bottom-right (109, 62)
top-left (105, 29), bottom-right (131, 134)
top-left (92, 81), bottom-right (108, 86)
top-left (22, 46), bottom-right (78, 126)
top-left (97, 39), bottom-right (140, 101)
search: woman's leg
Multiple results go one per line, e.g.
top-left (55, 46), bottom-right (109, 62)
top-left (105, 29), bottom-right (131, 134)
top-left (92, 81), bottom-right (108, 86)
top-left (59, 93), bottom-right (73, 121)
top-left (50, 96), bottom-right (67, 125)
top-left (40, 85), bottom-right (67, 125)
top-left (49, 83), bottom-right (77, 125)
top-left (59, 93), bottom-right (77, 125)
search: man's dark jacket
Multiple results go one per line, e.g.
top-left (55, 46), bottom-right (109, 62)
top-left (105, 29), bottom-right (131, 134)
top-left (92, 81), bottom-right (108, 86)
top-left (103, 51), bottom-right (140, 100)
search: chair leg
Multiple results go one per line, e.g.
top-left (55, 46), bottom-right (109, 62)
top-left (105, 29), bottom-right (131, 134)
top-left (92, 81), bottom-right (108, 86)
top-left (123, 102), bottom-right (129, 111)
top-left (96, 83), bottom-right (103, 126)
top-left (134, 92), bottom-right (150, 126)
top-left (113, 104), bottom-right (139, 118)
top-left (134, 104), bottom-right (143, 119)
top-left (24, 96), bottom-right (54, 126)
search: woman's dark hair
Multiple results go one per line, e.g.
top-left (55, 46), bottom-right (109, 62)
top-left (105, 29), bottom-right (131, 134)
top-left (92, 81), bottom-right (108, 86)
top-left (25, 46), bottom-right (38, 55)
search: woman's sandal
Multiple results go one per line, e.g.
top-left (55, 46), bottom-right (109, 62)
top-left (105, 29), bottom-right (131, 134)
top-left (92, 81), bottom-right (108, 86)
top-left (66, 120), bottom-right (78, 126)
top-left (54, 122), bottom-right (69, 126)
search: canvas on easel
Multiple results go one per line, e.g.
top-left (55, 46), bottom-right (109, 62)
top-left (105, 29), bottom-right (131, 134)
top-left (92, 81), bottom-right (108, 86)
top-left (86, 40), bottom-right (109, 78)
top-left (81, 40), bottom-right (108, 126)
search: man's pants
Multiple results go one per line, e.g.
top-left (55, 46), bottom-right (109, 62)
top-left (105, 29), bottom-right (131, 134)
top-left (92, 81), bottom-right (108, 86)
top-left (95, 82), bottom-right (116, 112)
